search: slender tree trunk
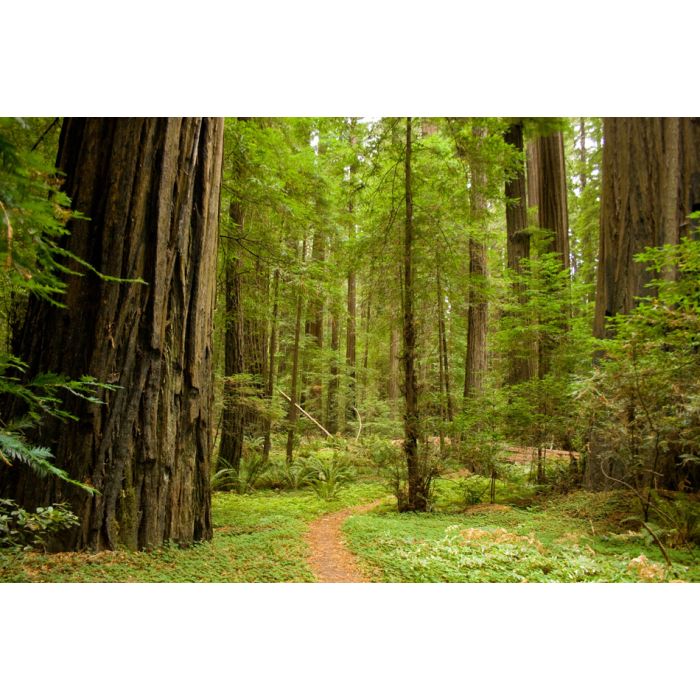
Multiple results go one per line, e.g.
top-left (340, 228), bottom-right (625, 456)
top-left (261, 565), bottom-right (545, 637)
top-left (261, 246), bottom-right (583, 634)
top-left (0, 117), bottom-right (223, 551)
top-left (526, 138), bottom-right (540, 222)
top-left (464, 125), bottom-right (489, 398)
top-left (504, 120), bottom-right (532, 384)
top-left (579, 118), bottom-right (587, 191)
top-left (388, 326), bottom-right (399, 407)
top-left (402, 117), bottom-right (426, 512)
top-left (302, 229), bottom-right (325, 413)
top-left (286, 241), bottom-right (306, 464)
top-left (263, 268), bottom-right (280, 461)
top-left (436, 262), bottom-right (453, 422)
top-left (346, 268), bottom-right (356, 421)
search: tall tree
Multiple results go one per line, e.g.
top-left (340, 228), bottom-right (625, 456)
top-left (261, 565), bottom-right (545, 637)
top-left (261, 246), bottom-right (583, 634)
top-left (504, 120), bottom-right (532, 384)
top-left (217, 192), bottom-right (246, 475)
top-left (593, 118), bottom-right (700, 340)
top-left (402, 117), bottom-right (426, 511)
top-left (587, 117), bottom-right (700, 488)
top-left (464, 124), bottom-right (489, 398)
top-left (1, 117), bottom-right (223, 550)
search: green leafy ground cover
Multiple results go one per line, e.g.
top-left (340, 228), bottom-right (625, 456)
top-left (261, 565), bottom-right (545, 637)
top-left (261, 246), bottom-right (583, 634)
top-left (2, 466), bottom-right (697, 583)
top-left (0, 483), bottom-right (385, 582)
top-left (343, 479), bottom-right (700, 582)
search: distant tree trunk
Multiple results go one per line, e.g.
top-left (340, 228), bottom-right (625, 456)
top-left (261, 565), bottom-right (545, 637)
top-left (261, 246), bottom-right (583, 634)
top-left (0, 117), bottom-right (223, 551)
top-left (302, 230), bottom-right (325, 414)
top-left (526, 138), bottom-right (540, 222)
top-left (242, 258), bottom-right (269, 436)
top-left (537, 131), bottom-right (570, 270)
top-left (263, 268), bottom-right (280, 461)
top-left (534, 130), bottom-right (571, 383)
top-left (218, 200), bottom-right (245, 475)
top-left (587, 117), bottom-right (700, 489)
top-left (346, 268), bottom-right (356, 421)
top-left (388, 326), bottom-right (399, 408)
top-left (327, 308), bottom-right (340, 433)
top-left (359, 291), bottom-right (371, 403)
top-left (504, 120), bottom-right (532, 384)
top-left (464, 125), bottom-right (489, 398)
top-left (402, 117), bottom-right (426, 512)
top-left (436, 262), bottom-right (453, 422)
top-left (286, 241), bottom-right (306, 464)
top-left (578, 118), bottom-right (587, 191)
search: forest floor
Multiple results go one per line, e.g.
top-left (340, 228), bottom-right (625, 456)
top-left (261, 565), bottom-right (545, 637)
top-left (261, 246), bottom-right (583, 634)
top-left (1, 463), bottom-right (698, 583)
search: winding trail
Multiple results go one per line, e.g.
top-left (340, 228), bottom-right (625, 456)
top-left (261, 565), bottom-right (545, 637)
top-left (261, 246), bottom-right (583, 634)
top-left (306, 499), bottom-right (386, 583)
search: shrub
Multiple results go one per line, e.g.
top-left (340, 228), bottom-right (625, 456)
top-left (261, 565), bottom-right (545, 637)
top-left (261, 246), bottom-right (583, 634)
top-left (303, 453), bottom-right (356, 500)
top-left (0, 498), bottom-right (79, 550)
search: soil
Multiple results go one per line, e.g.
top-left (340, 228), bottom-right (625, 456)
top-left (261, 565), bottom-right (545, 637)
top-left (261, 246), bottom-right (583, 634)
top-left (306, 499), bottom-right (386, 583)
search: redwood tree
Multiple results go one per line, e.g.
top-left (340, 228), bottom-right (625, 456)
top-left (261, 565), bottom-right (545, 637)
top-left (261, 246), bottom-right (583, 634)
top-left (1, 118), bottom-right (223, 550)
top-left (587, 117), bottom-right (700, 488)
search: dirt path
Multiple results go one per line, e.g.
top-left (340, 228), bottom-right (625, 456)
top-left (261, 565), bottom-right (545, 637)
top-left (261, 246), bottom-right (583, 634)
top-left (306, 499), bottom-right (386, 583)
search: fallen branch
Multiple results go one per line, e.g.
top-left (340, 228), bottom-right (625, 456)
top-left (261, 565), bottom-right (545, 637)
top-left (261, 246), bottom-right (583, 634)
top-left (352, 406), bottom-right (362, 441)
top-left (277, 389), bottom-right (332, 438)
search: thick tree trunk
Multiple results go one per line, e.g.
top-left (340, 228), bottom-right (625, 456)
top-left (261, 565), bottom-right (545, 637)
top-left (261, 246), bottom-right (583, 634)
top-left (1, 117), bottom-right (223, 550)
top-left (504, 121), bottom-right (532, 385)
top-left (464, 125), bottom-right (489, 398)
top-left (592, 118), bottom-right (696, 340)
top-left (402, 118), bottom-right (426, 512)
top-left (587, 117), bottom-right (700, 488)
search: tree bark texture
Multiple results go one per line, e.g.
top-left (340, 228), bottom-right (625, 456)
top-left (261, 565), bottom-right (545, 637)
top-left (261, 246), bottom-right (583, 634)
top-left (588, 117), bottom-right (700, 489)
top-left (536, 131), bottom-right (570, 269)
top-left (1, 117), bottom-right (223, 550)
top-left (504, 121), bottom-right (532, 384)
top-left (593, 118), bottom-right (700, 340)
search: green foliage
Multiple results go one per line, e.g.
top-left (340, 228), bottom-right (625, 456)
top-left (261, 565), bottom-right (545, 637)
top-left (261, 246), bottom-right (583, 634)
top-left (0, 498), bottom-right (78, 550)
top-left (301, 451), bottom-right (356, 500)
top-left (578, 236), bottom-right (700, 492)
top-left (343, 489), bottom-right (699, 582)
top-left (0, 483), bottom-right (387, 582)
top-left (212, 453), bottom-right (272, 494)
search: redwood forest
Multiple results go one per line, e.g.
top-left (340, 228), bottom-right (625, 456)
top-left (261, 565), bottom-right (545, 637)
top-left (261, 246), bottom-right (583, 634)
top-left (1, 116), bottom-right (699, 584)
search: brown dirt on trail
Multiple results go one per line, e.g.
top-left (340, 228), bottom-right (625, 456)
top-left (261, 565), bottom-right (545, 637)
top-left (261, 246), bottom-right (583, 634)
top-left (306, 499), bottom-right (386, 583)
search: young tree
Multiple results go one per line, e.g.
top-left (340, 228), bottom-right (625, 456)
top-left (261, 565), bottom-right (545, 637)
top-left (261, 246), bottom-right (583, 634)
top-left (1, 118), bottom-right (224, 550)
